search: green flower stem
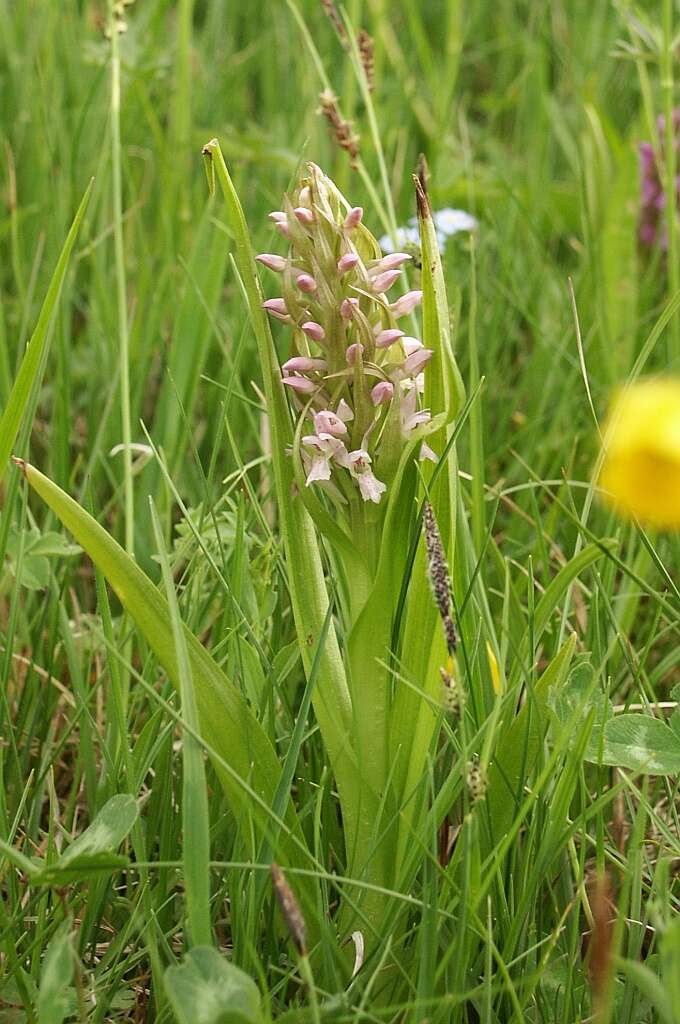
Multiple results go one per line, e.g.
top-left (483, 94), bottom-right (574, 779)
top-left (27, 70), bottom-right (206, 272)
top-left (108, 3), bottom-right (134, 556)
top-left (203, 140), bottom-right (364, 904)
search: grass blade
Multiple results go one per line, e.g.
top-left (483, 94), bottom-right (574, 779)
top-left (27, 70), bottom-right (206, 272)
top-left (0, 179), bottom-right (93, 483)
top-left (150, 498), bottom-right (212, 948)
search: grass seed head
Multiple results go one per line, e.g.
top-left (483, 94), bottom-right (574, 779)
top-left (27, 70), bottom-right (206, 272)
top-left (271, 862), bottom-right (307, 957)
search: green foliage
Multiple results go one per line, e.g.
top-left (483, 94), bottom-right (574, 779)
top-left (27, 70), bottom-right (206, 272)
top-left (164, 947), bottom-right (263, 1024)
top-left (36, 926), bottom-right (75, 1024)
top-left (2, 0), bottom-right (680, 1020)
top-left (31, 795), bottom-right (138, 886)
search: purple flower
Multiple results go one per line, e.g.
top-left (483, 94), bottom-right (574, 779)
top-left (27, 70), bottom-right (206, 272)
top-left (371, 269), bottom-right (401, 293)
top-left (301, 321), bottom-right (326, 343)
top-left (282, 356), bottom-right (327, 373)
top-left (638, 112), bottom-right (680, 249)
top-left (390, 290), bottom-right (423, 317)
top-left (256, 253), bottom-right (287, 272)
top-left (263, 298), bottom-right (292, 323)
top-left (371, 381), bottom-right (394, 405)
top-left (296, 273), bottom-right (317, 294)
top-left (282, 374), bottom-right (318, 394)
top-left (313, 409), bottom-right (348, 437)
top-left (375, 328), bottom-right (405, 349)
top-left (338, 252), bottom-right (360, 274)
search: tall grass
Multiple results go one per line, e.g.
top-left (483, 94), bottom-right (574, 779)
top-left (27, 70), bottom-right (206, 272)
top-left (1, 1), bottom-right (679, 1021)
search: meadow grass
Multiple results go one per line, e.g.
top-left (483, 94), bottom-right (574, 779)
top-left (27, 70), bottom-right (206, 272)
top-left (1, 1), bottom-right (680, 1021)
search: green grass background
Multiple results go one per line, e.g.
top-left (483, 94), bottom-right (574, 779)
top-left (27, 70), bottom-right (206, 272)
top-left (2, 0), bottom-right (680, 1021)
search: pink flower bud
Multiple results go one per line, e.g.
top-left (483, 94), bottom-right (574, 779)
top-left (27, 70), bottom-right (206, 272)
top-left (402, 336), bottom-right (423, 356)
top-left (371, 381), bottom-right (394, 405)
top-left (256, 253), bottom-right (287, 272)
top-left (369, 252), bottom-right (412, 274)
top-left (269, 211), bottom-right (290, 235)
top-left (282, 356), bottom-right (327, 373)
top-left (294, 206), bottom-right (314, 224)
top-left (263, 297), bottom-right (288, 314)
top-left (336, 398), bottom-right (354, 422)
top-left (314, 410), bottom-right (348, 436)
top-left (403, 347), bottom-right (433, 376)
top-left (346, 343), bottom-right (364, 364)
top-left (371, 269), bottom-right (401, 293)
top-left (375, 328), bottom-right (405, 349)
top-left (337, 252), bottom-right (360, 274)
top-left (390, 290), bottom-right (423, 317)
top-left (296, 273), bottom-right (317, 293)
top-left (298, 186), bottom-right (311, 205)
top-left (340, 297), bottom-right (359, 319)
top-left (263, 298), bottom-right (292, 322)
top-left (282, 374), bottom-right (317, 394)
top-left (419, 442), bottom-right (438, 463)
top-left (301, 321), bottom-right (326, 342)
top-left (344, 207), bottom-right (363, 230)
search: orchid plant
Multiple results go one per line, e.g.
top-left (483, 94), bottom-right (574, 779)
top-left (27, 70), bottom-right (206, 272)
top-left (10, 142), bottom-right (612, 989)
top-left (248, 158), bottom-right (467, 937)
top-left (13, 147), bottom-right (468, 955)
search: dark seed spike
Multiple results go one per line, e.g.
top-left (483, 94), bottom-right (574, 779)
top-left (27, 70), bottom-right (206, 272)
top-left (320, 0), bottom-right (346, 39)
top-left (358, 29), bottom-right (375, 92)
top-left (271, 862), bottom-right (307, 956)
top-left (443, 614), bottom-right (458, 656)
top-left (423, 501), bottom-right (452, 623)
top-left (318, 91), bottom-right (360, 167)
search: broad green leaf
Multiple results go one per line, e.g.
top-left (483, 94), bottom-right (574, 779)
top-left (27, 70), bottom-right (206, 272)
top-left (32, 794), bottom-right (138, 885)
top-left (5, 526), bottom-right (80, 590)
top-left (17, 462), bottom-right (315, 913)
top-left (600, 715), bottom-right (680, 775)
top-left (485, 634), bottom-right (577, 842)
top-left (0, 179), bottom-right (92, 483)
top-left (37, 925), bottom-right (75, 1024)
top-left (549, 661), bottom-right (612, 762)
top-left (164, 947), bottom-right (263, 1024)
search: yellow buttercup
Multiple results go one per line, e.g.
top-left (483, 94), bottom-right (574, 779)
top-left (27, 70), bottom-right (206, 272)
top-left (599, 378), bottom-right (680, 529)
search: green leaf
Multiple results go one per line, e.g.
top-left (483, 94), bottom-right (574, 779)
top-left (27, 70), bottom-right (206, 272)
top-left (669, 683), bottom-right (680, 742)
top-left (164, 947), bottom-right (263, 1024)
top-left (5, 527), bottom-right (80, 590)
top-left (0, 179), bottom-right (92, 483)
top-left (37, 925), bottom-right (75, 1024)
top-left (151, 499), bottom-right (212, 948)
top-left (485, 634), bottom-right (577, 842)
top-left (614, 956), bottom-right (678, 1024)
top-left (549, 661), bottom-right (612, 762)
top-left (17, 461), bottom-right (316, 916)
top-left (599, 715), bottom-right (680, 775)
top-left (32, 794), bottom-right (138, 885)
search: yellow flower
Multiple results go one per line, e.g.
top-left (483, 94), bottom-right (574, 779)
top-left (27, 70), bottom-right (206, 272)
top-left (485, 641), bottom-right (502, 695)
top-left (599, 378), bottom-right (680, 529)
